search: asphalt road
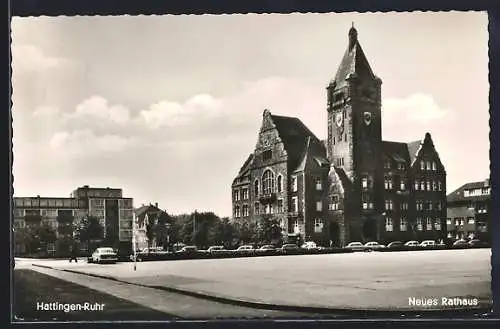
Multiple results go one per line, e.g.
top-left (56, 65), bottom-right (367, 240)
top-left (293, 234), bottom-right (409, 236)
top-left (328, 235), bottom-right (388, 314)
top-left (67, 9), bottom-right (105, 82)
top-left (21, 249), bottom-right (492, 312)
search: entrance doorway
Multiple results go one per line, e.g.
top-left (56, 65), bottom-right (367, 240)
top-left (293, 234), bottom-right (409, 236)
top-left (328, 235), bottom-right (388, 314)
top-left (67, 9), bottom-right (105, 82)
top-left (329, 221), bottom-right (340, 247)
top-left (362, 218), bottom-right (377, 242)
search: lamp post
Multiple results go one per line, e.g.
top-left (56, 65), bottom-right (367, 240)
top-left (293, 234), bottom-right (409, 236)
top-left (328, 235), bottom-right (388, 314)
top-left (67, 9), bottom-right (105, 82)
top-left (132, 212), bottom-right (137, 271)
top-left (165, 222), bottom-right (171, 252)
top-left (192, 210), bottom-right (197, 246)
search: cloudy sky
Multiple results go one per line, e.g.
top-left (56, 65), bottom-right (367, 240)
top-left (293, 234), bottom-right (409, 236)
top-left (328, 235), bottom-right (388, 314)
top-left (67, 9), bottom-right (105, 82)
top-left (11, 11), bottom-right (489, 217)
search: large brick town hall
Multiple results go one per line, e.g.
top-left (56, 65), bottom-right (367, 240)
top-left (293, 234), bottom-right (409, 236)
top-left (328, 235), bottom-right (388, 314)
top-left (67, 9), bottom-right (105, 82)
top-left (231, 26), bottom-right (447, 247)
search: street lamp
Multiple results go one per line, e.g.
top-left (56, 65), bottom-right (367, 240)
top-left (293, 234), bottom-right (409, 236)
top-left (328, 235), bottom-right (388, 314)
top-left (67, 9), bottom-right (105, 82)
top-left (132, 212), bottom-right (137, 271)
top-left (165, 222), bottom-right (171, 252)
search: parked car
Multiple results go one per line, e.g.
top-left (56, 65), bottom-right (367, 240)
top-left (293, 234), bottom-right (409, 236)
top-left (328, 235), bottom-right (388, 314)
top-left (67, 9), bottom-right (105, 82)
top-left (404, 241), bottom-right (420, 248)
top-left (91, 247), bottom-right (118, 264)
top-left (301, 241), bottom-right (318, 250)
top-left (236, 245), bottom-right (255, 254)
top-left (280, 244), bottom-right (300, 253)
top-left (346, 242), bottom-right (365, 251)
top-left (468, 239), bottom-right (488, 247)
top-left (177, 246), bottom-right (198, 254)
top-left (387, 241), bottom-right (404, 249)
top-left (452, 239), bottom-right (470, 248)
top-left (207, 246), bottom-right (231, 255)
top-left (419, 240), bottom-right (436, 248)
top-left (256, 245), bottom-right (276, 255)
top-left (132, 246), bottom-right (168, 261)
top-left (364, 241), bottom-right (386, 251)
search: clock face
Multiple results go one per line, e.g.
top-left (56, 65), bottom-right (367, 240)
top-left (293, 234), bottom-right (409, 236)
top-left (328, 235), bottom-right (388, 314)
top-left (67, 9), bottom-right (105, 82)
top-left (363, 112), bottom-right (372, 126)
top-left (335, 112), bottom-right (343, 127)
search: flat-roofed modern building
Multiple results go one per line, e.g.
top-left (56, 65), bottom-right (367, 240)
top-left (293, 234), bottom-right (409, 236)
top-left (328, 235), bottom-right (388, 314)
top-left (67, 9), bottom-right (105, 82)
top-left (13, 185), bottom-right (134, 254)
top-left (446, 179), bottom-right (491, 242)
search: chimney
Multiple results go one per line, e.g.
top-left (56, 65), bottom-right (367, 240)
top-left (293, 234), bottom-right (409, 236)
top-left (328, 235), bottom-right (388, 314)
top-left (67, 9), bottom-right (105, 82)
top-left (484, 178), bottom-right (490, 187)
top-left (155, 202), bottom-right (158, 208)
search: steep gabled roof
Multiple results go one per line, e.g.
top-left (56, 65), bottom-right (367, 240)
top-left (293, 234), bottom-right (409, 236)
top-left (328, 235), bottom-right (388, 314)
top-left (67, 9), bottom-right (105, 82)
top-left (406, 140), bottom-right (422, 165)
top-left (294, 136), bottom-right (329, 173)
top-left (332, 26), bottom-right (376, 88)
top-left (331, 166), bottom-right (353, 195)
top-left (382, 141), bottom-right (410, 164)
top-left (269, 113), bottom-right (323, 170)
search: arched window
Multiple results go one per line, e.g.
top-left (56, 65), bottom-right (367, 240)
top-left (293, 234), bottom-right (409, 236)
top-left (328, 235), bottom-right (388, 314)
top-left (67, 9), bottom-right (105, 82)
top-left (254, 180), bottom-right (259, 196)
top-left (262, 170), bottom-right (275, 195)
top-left (277, 175), bottom-right (283, 193)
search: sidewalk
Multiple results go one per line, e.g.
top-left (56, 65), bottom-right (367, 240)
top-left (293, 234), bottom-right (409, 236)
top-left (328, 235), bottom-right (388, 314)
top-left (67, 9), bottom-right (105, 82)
top-left (28, 265), bottom-right (305, 319)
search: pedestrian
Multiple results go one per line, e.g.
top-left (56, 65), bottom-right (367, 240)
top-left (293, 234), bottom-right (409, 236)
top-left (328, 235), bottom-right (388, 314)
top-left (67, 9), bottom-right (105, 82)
top-left (69, 243), bottom-right (78, 263)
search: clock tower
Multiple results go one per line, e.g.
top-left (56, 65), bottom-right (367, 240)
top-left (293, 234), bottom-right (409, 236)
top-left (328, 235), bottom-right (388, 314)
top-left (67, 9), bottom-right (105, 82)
top-left (327, 25), bottom-right (382, 177)
top-left (327, 25), bottom-right (384, 240)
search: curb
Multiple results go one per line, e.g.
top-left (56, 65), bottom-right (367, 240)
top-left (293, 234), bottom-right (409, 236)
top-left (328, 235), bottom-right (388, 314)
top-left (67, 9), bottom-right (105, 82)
top-left (31, 264), bottom-right (494, 318)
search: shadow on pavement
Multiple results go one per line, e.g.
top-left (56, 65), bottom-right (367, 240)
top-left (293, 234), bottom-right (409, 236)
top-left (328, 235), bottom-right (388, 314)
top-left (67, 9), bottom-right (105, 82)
top-left (13, 269), bottom-right (178, 321)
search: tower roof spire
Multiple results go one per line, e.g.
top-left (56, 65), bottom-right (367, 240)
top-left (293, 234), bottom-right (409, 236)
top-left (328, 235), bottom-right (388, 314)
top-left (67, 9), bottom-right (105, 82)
top-left (330, 24), bottom-right (376, 88)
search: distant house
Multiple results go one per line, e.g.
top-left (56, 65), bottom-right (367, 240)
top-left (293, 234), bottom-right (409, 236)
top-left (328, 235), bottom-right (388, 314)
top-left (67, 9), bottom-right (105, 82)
top-left (446, 179), bottom-right (491, 242)
top-left (133, 203), bottom-right (171, 250)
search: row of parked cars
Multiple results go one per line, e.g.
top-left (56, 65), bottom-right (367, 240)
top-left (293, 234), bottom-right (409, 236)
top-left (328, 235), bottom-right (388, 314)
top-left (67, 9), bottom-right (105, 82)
top-left (345, 238), bottom-right (488, 252)
top-left (87, 238), bottom-right (489, 264)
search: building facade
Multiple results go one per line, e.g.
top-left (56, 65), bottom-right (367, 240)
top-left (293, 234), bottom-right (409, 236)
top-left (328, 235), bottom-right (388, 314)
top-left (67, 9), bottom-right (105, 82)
top-left (133, 203), bottom-right (171, 250)
top-left (446, 179), bottom-right (491, 242)
top-left (13, 185), bottom-right (134, 254)
top-left (231, 26), bottom-right (447, 247)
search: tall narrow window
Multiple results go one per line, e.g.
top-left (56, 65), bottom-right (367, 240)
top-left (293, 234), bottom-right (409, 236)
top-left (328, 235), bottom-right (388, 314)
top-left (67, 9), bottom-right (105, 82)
top-left (434, 218), bottom-right (441, 231)
top-left (291, 176), bottom-right (298, 192)
top-left (277, 199), bottom-right (284, 213)
top-left (417, 218), bottom-right (423, 231)
top-left (262, 150), bottom-right (273, 161)
top-left (415, 180), bottom-right (420, 190)
top-left (254, 180), bottom-right (259, 196)
top-left (400, 179), bottom-right (406, 191)
top-left (330, 195), bottom-right (339, 210)
top-left (420, 160), bottom-right (425, 170)
top-left (277, 175), bottom-right (283, 193)
top-left (254, 202), bottom-right (260, 215)
top-left (400, 217), bottom-right (407, 231)
top-left (316, 201), bottom-right (323, 212)
top-left (262, 170), bottom-right (275, 195)
top-left (291, 197), bottom-right (298, 212)
top-left (315, 178), bottom-right (322, 191)
top-left (432, 161), bottom-right (437, 170)
top-left (426, 217), bottom-right (433, 230)
top-left (385, 217), bottom-right (393, 232)
top-left (234, 190), bottom-right (240, 201)
top-left (362, 176), bottom-right (368, 189)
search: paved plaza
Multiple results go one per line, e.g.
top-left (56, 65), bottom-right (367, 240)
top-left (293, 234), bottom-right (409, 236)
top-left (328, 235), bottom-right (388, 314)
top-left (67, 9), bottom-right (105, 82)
top-left (24, 249), bottom-right (492, 311)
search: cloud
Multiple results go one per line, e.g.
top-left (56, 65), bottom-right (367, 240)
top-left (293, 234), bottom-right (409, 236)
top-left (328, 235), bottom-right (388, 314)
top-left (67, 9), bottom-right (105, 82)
top-left (382, 93), bottom-right (450, 124)
top-left (11, 44), bottom-right (78, 73)
top-left (139, 93), bottom-right (223, 129)
top-left (49, 129), bottom-right (136, 157)
top-left (71, 96), bottom-right (131, 125)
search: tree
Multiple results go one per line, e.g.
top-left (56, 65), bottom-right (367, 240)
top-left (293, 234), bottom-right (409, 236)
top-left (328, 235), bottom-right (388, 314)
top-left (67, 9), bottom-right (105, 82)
top-left (256, 216), bottom-right (283, 245)
top-left (233, 219), bottom-right (258, 246)
top-left (208, 217), bottom-right (236, 248)
top-left (73, 216), bottom-right (104, 251)
top-left (36, 223), bottom-right (57, 247)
